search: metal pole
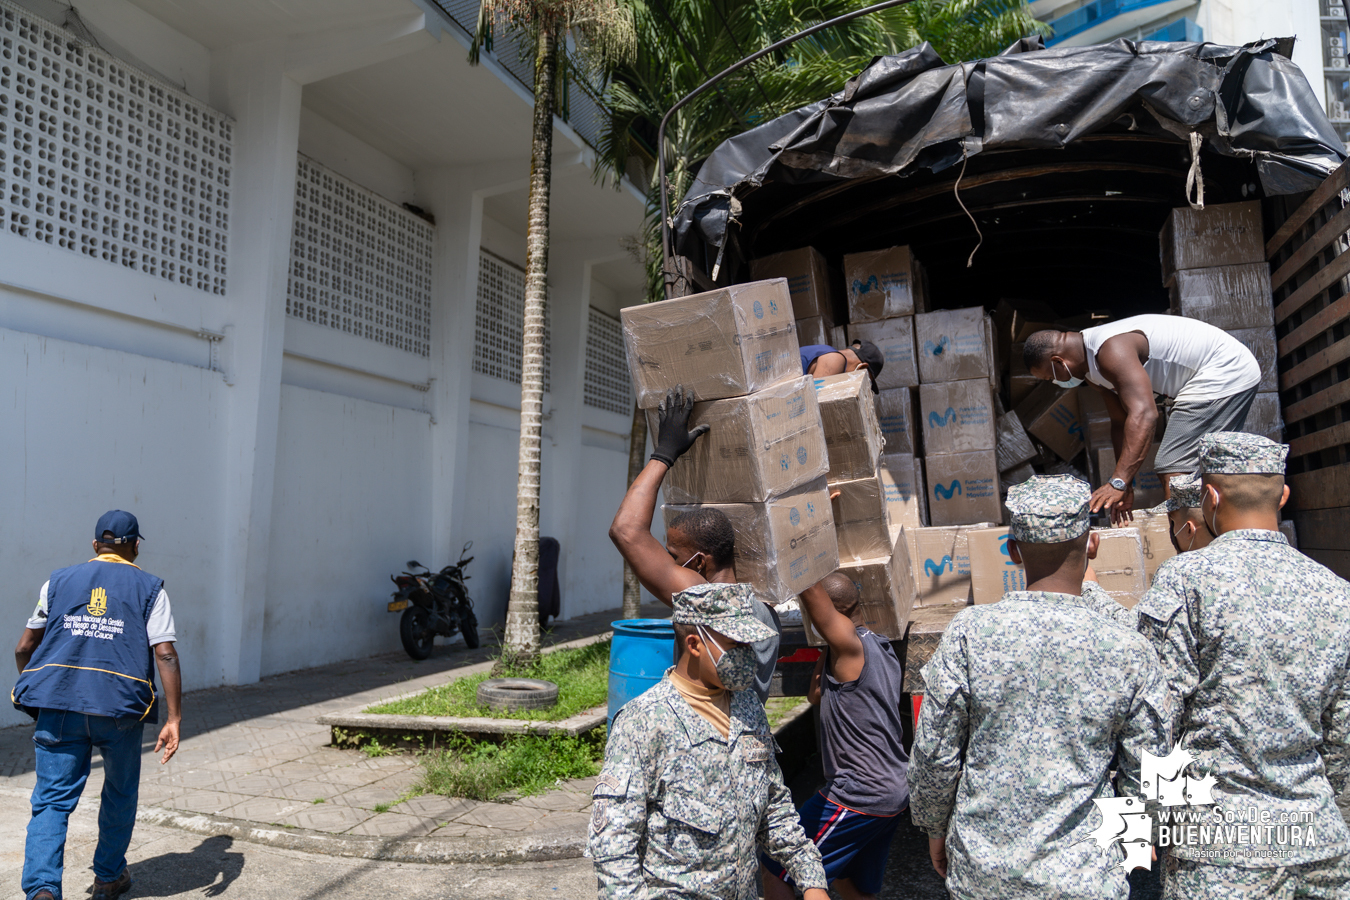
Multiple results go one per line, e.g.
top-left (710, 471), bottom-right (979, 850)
top-left (657, 0), bottom-right (921, 296)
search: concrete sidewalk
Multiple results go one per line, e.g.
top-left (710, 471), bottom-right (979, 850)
top-left (0, 604), bottom-right (668, 864)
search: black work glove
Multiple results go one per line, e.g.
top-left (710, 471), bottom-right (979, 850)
top-left (651, 385), bottom-right (709, 467)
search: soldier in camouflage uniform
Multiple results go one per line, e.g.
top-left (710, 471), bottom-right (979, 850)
top-left (1158, 473), bottom-right (1213, 554)
top-left (587, 585), bottom-right (828, 900)
top-left (911, 475), bottom-right (1171, 900)
top-left (1136, 433), bottom-right (1350, 898)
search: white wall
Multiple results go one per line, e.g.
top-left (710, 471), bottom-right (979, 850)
top-left (298, 108), bottom-right (420, 209)
top-left (0, 326), bottom-right (225, 727)
top-left (262, 384), bottom-right (431, 676)
top-left (1213, 0), bottom-right (1326, 108)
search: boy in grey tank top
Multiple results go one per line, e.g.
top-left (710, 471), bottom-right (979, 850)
top-left (762, 573), bottom-right (909, 900)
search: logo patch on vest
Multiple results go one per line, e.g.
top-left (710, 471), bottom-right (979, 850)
top-left (87, 587), bottom-right (108, 617)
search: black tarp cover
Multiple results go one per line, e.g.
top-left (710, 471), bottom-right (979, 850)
top-left (671, 37), bottom-right (1345, 266)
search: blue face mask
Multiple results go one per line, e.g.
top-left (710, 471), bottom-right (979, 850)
top-left (1051, 358), bottom-right (1084, 390)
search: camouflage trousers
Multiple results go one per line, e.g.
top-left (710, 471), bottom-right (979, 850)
top-left (1161, 854), bottom-right (1350, 899)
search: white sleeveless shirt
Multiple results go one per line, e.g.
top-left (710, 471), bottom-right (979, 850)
top-left (1082, 315), bottom-right (1259, 402)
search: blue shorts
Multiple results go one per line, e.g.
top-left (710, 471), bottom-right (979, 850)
top-left (761, 792), bottom-right (904, 894)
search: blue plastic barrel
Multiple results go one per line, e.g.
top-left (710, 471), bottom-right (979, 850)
top-left (608, 618), bottom-right (675, 724)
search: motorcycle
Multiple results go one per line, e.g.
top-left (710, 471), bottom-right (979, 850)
top-left (387, 541), bottom-right (480, 658)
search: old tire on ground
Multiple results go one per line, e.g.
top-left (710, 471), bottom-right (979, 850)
top-left (476, 678), bottom-right (559, 711)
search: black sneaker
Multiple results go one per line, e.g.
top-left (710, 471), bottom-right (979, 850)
top-left (91, 868), bottom-right (132, 900)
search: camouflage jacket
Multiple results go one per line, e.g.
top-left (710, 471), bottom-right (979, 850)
top-left (586, 673), bottom-right (826, 899)
top-left (1083, 580), bottom-right (1139, 631)
top-left (1136, 529), bottom-right (1350, 865)
top-left (910, 591), bottom-right (1170, 900)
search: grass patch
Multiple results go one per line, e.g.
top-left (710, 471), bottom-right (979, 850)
top-left (764, 696), bottom-right (806, 731)
top-left (367, 640), bottom-right (611, 722)
top-left (418, 729), bottom-right (605, 801)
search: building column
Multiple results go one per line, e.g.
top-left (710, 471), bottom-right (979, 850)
top-left (209, 41), bottom-right (302, 685)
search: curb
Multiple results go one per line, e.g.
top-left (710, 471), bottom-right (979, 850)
top-left (136, 806), bottom-right (588, 864)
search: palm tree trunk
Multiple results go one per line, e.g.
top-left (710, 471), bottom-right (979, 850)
top-left (622, 402), bottom-right (648, 618)
top-left (502, 24), bottom-right (557, 666)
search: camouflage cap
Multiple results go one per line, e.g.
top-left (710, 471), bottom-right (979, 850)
top-left (671, 582), bottom-right (777, 643)
top-left (1005, 474), bottom-right (1091, 543)
top-left (1198, 432), bottom-right (1289, 475)
top-left (1155, 473), bottom-right (1203, 512)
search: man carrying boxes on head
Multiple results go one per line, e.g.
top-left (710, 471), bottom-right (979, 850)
top-left (762, 573), bottom-right (909, 900)
top-left (801, 340), bottom-right (884, 392)
top-left (1136, 434), bottom-right (1350, 898)
top-left (910, 475), bottom-right (1170, 900)
top-left (1024, 314), bottom-right (1260, 523)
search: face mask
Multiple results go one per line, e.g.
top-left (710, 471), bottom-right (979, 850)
top-left (1203, 489), bottom-right (1221, 539)
top-left (1171, 520), bottom-right (1196, 553)
top-left (679, 552), bottom-right (704, 572)
top-left (1051, 358), bottom-right (1084, 390)
top-left (698, 625), bottom-right (757, 692)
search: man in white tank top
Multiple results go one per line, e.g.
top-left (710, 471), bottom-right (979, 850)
top-left (1024, 315), bottom-right (1260, 523)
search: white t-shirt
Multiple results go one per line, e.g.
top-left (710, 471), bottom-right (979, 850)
top-left (1082, 314), bottom-right (1260, 403)
top-left (27, 581), bottom-right (177, 646)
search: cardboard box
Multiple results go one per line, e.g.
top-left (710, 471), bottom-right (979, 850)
top-left (905, 524), bottom-right (993, 608)
top-left (802, 530), bottom-right (917, 646)
top-left (1228, 326), bottom-right (1278, 393)
top-left (1115, 509), bottom-right (1176, 587)
top-left (1160, 201), bottom-right (1266, 284)
top-left (750, 247), bottom-right (834, 324)
top-left (796, 315), bottom-right (831, 348)
top-left (1000, 462), bottom-right (1036, 494)
top-left (915, 456), bottom-right (929, 529)
top-left (831, 472), bottom-right (893, 563)
top-left (844, 246), bottom-right (919, 323)
top-left (877, 388), bottom-right (917, 456)
top-left (1169, 263), bottom-right (1274, 330)
top-left (879, 453), bottom-right (924, 533)
top-left (663, 479), bottom-right (837, 603)
top-left (849, 317), bottom-right (919, 389)
top-left (968, 526), bottom-right (1028, 604)
top-left (622, 280), bottom-right (800, 408)
top-left (915, 307), bottom-right (992, 384)
top-left (1097, 443), bottom-right (1165, 510)
top-left (1243, 392), bottom-right (1283, 442)
top-left (1009, 374), bottom-right (1039, 408)
top-left (919, 379), bottom-right (996, 455)
top-left (995, 410), bottom-right (1038, 473)
top-left (815, 371), bottom-right (884, 482)
top-left (1091, 528), bottom-right (1148, 608)
top-left (649, 376), bottom-right (828, 504)
top-left (926, 450), bottom-right (1002, 527)
top-left (830, 324), bottom-right (848, 350)
top-left (1016, 382), bottom-right (1083, 463)
top-left (994, 298), bottom-right (1061, 366)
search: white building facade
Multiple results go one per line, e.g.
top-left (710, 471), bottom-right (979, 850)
top-left (0, 0), bottom-right (647, 726)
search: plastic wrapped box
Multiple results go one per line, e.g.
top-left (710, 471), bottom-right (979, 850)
top-left (830, 471), bottom-right (891, 563)
top-left (1243, 392), bottom-right (1284, 442)
top-left (1228, 326), bottom-right (1279, 392)
top-left (802, 530), bottom-right (917, 646)
top-left (877, 387), bottom-right (917, 456)
top-left (621, 279), bottom-right (800, 408)
top-left (796, 315), bottom-right (831, 348)
top-left (1015, 382), bottom-right (1083, 463)
top-left (925, 450), bottom-right (1002, 527)
top-left (848, 316), bottom-right (919, 389)
top-left (920, 379), bottom-right (996, 455)
top-left (968, 526), bottom-right (1028, 604)
top-left (815, 371), bottom-right (884, 482)
top-left (995, 410), bottom-right (1038, 473)
top-left (844, 246), bottom-right (920, 323)
top-left (1168, 263), bottom-right (1275, 330)
top-left (648, 376), bottom-right (828, 504)
top-left (663, 478), bottom-right (838, 604)
top-left (879, 453), bottom-right (925, 533)
top-left (749, 246), bottom-right (834, 324)
top-left (1159, 201), bottom-right (1265, 284)
top-left (915, 307), bottom-right (992, 384)
top-left (1113, 509), bottom-right (1176, 588)
top-left (904, 524), bottom-right (994, 608)
top-left (1091, 528), bottom-right (1148, 608)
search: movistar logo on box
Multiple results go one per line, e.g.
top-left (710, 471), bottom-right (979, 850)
top-left (934, 479), bottom-right (962, 500)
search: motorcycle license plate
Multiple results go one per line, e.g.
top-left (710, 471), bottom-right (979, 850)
top-left (387, 600), bottom-right (409, 612)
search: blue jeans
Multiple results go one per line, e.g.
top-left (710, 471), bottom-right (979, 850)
top-left (23, 710), bottom-right (144, 900)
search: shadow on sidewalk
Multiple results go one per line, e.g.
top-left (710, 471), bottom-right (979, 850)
top-left (126, 835), bottom-right (245, 897)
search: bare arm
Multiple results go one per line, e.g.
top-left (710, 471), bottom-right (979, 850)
top-left (609, 460), bottom-right (704, 606)
top-left (799, 583), bottom-right (864, 683)
top-left (806, 352), bottom-right (847, 377)
top-left (1095, 334), bottom-right (1157, 487)
top-left (807, 653), bottom-right (825, 706)
top-left (153, 641), bottom-right (182, 764)
top-left (15, 628), bottom-right (43, 673)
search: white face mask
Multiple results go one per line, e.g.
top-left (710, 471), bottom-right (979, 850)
top-left (1204, 488), bottom-right (1221, 539)
top-left (1051, 358), bottom-right (1084, 390)
top-left (1172, 520), bottom-right (1197, 552)
top-left (679, 552), bottom-right (704, 571)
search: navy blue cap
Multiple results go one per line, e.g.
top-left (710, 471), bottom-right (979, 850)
top-left (95, 510), bottom-right (144, 544)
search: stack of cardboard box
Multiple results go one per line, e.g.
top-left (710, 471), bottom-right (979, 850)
top-left (807, 369), bottom-right (919, 645)
top-left (1161, 201), bottom-right (1283, 442)
top-left (621, 279), bottom-right (841, 603)
top-left (749, 247), bottom-right (841, 350)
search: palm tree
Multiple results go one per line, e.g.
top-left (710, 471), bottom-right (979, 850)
top-left (604, 0), bottom-right (1048, 617)
top-left (471, 0), bottom-right (634, 664)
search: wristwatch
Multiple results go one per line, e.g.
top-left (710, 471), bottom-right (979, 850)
top-left (1109, 477), bottom-right (1128, 491)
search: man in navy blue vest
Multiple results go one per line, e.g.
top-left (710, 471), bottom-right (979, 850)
top-left (12, 511), bottom-right (182, 900)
